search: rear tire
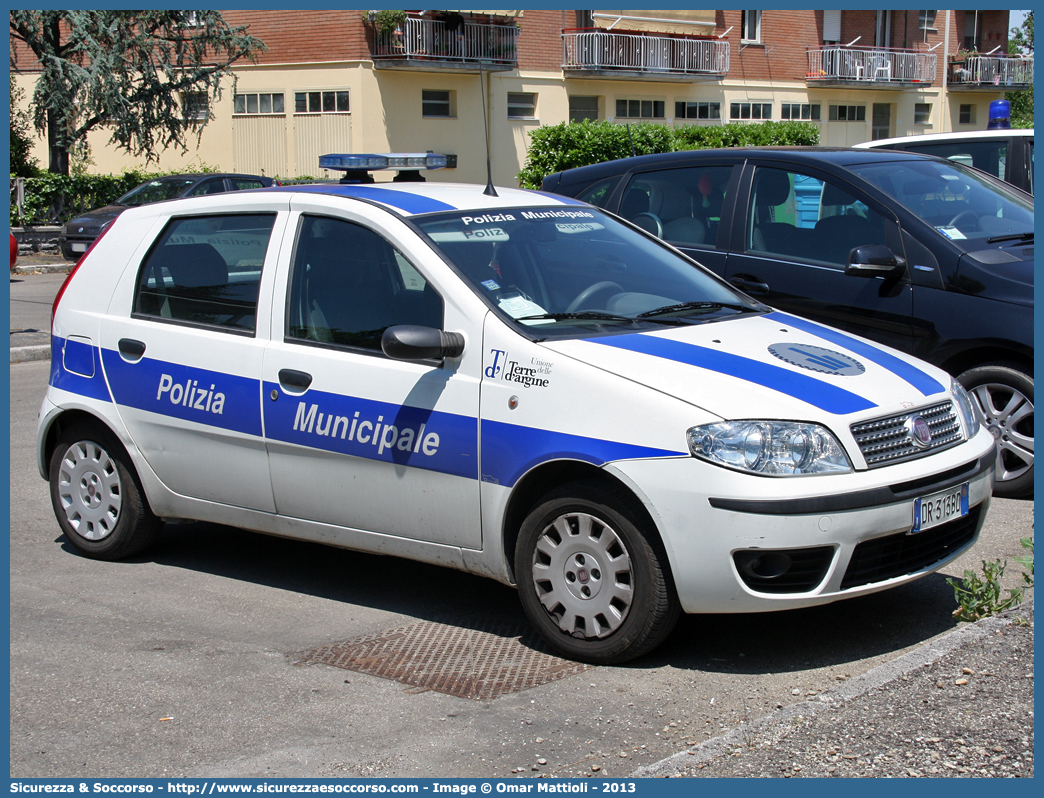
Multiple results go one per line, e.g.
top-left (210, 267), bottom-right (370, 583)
top-left (49, 423), bottom-right (162, 560)
top-left (958, 363), bottom-right (1033, 499)
top-left (515, 480), bottom-right (680, 664)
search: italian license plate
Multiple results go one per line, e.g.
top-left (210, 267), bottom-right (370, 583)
top-left (911, 482), bottom-right (969, 534)
top-left (71, 242), bottom-right (87, 252)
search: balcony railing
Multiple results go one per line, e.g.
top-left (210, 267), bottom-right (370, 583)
top-left (372, 16), bottom-right (518, 66)
top-left (807, 46), bottom-right (936, 86)
top-left (562, 29), bottom-right (729, 77)
top-left (949, 55), bottom-right (1033, 88)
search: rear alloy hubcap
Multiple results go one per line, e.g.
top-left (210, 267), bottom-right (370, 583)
top-left (57, 441), bottom-right (122, 541)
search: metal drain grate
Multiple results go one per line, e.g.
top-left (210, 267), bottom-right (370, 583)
top-left (293, 620), bottom-right (592, 700)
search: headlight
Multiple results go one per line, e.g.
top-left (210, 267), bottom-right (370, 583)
top-left (687, 421), bottom-right (852, 476)
top-left (952, 379), bottom-right (981, 438)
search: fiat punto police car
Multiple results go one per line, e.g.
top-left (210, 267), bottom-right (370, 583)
top-left (39, 167), bottom-right (995, 663)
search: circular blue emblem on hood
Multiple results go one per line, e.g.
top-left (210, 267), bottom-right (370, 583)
top-left (768, 343), bottom-right (866, 376)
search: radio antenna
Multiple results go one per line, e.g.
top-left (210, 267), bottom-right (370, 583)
top-left (479, 69), bottom-right (498, 197)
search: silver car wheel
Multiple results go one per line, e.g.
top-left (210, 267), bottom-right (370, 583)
top-left (56, 440), bottom-right (123, 541)
top-left (970, 382), bottom-right (1034, 484)
top-left (530, 511), bottom-right (633, 639)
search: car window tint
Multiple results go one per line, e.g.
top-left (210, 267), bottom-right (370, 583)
top-left (187, 179), bottom-right (228, 197)
top-left (746, 166), bottom-right (888, 268)
top-left (901, 140), bottom-right (1008, 181)
top-left (287, 215), bottom-right (443, 351)
top-left (133, 214), bottom-right (275, 332)
top-left (574, 178), bottom-right (619, 208)
top-left (230, 179), bottom-right (267, 191)
top-left (619, 166), bottom-right (733, 249)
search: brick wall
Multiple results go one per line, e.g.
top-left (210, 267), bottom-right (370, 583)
top-left (518, 10), bottom-right (574, 72)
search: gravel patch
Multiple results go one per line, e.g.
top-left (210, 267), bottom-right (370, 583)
top-left (636, 600), bottom-right (1033, 778)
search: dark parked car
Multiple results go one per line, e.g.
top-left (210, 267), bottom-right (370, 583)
top-left (58, 173), bottom-right (275, 260)
top-left (543, 147), bottom-right (1033, 498)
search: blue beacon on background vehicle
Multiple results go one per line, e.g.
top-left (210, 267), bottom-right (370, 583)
top-left (38, 154), bottom-right (995, 664)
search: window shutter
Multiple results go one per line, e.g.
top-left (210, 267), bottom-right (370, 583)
top-left (823, 10), bottom-right (841, 43)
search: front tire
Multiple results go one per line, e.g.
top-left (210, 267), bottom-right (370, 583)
top-left (958, 363), bottom-right (1033, 499)
top-left (49, 423), bottom-right (162, 560)
top-left (515, 481), bottom-right (680, 664)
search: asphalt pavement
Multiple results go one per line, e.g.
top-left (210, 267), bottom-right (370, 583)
top-left (9, 262), bottom-right (1034, 778)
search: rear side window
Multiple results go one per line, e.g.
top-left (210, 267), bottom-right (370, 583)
top-left (619, 165), bottom-right (734, 249)
top-left (133, 213), bottom-right (276, 333)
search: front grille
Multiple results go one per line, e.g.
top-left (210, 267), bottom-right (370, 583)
top-left (850, 400), bottom-right (962, 468)
top-left (733, 546), bottom-right (835, 594)
top-left (840, 505), bottom-right (981, 590)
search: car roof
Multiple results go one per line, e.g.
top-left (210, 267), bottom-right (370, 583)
top-left (269, 182), bottom-right (589, 217)
top-left (544, 146), bottom-right (945, 186)
top-left (854, 129), bottom-right (1034, 149)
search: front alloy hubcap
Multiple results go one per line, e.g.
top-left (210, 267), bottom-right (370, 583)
top-left (531, 511), bottom-right (633, 639)
top-left (969, 383), bottom-right (1034, 484)
top-left (57, 440), bottom-right (122, 541)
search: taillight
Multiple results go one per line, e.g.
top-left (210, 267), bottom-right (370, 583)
top-left (51, 221), bottom-right (115, 330)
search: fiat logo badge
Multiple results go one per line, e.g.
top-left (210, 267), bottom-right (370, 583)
top-left (906, 415), bottom-right (933, 448)
top-left (576, 568), bottom-right (589, 584)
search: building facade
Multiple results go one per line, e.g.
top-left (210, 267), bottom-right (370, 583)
top-left (12, 9), bottom-right (1030, 187)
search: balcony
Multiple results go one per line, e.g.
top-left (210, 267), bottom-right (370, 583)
top-left (949, 55), bottom-right (1033, 90)
top-left (371, 15), bottom-right (518, 72)
top-left (807, 46), bottom-right (936, 89)
top-left (562, 29), bottom-right (729, 81)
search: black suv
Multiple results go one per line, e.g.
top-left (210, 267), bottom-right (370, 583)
top-left (543, 147), bottom-right (1033, 498)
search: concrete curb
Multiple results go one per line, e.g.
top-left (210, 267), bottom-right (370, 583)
top-left (11, 345), bottom-right (51, 364)
top-left (630, 598), bottom-right (1033, 778)
top-left (14, 263), bottom-right (72, 275)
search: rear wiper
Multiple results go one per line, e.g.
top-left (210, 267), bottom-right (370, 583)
top-left (986, 232), bottom-right (1034, 244)
top-left (515, 311), bottom-right (687, 326)
top-left (636, 301), bottom-right (763, 319)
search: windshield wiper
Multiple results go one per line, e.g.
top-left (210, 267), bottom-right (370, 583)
top-left (636, 301), bottom-right (763, 319)
top-left (515, 311), bottom-right (688, 326)
top-left (986, 232), bottom-right (1034, 244)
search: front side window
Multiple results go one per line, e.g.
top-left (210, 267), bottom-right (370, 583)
top-left (746, 166), bottom-right (890, 268)
top-left (287, 216), bottom-right (442, 352)
top-left (416, 206), bottom-right (758, 339)
top-left (133, 214), bottom-right (276, 333)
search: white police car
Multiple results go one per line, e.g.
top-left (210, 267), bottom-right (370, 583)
top-left (38, 163), bottom-right (995, 663)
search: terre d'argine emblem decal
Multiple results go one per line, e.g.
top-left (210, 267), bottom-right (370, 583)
top-left (768, 343), bottom-right (866, 376)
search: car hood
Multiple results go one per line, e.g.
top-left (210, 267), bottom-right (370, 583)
top-left (63, 205), bottom-right (126, 234)
top-left (541, 310), bottom-right (952, 422)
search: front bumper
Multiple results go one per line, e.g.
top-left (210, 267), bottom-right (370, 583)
top-left (611, 431), bottom-right (996, 614)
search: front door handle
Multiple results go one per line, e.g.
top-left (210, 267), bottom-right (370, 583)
top-left (729, 275), bottom-right (770, 295)
top-left (278, 369), bottom-right (312, 390)
top-left (118, 338), bottom-right (146, 360)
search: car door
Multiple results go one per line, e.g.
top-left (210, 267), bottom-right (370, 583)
top-left (724, 160), bottom-right (914, 353)
top-left (98, 197), bottom-right (287, 512)
top-left (260, 198), bottom-right (482, 549)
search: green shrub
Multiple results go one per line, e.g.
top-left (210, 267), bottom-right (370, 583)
top-left (517, 119), bottom-right (820, 188)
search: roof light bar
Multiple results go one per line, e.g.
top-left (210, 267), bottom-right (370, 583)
top-left (319, 153), bottom-right (448, 172)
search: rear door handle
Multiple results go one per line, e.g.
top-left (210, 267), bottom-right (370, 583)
top-left (118, 338), bottom-right (146, 359)
top-left (278, 369), bottom-right (312, 390)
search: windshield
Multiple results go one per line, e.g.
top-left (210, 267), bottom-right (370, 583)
top-left (416, 206), bottom-right (762, 338)
top-left (847, 158), bottom-right (1033, 248)
top-left (117, 178), bottom-right (199, 207)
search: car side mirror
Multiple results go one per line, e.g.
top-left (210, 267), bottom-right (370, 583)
top-left (382, 325), bottom-right (465, 361)
top-left (845, 245), bottom-right (906, 279)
